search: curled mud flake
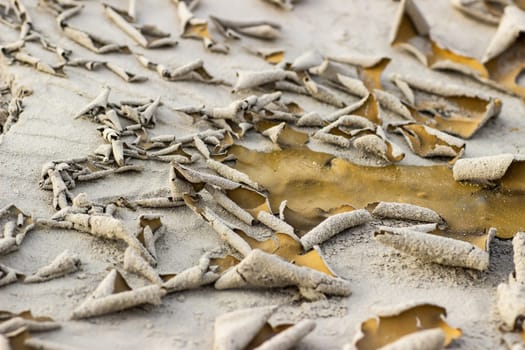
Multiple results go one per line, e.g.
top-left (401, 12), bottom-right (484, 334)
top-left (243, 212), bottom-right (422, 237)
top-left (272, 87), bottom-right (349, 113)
top-left (148, 143), bottom-right (191, 162)
top-left (213, 131), bottom-right (238, 155)
top-left (57, 6), bottom-right (131, 54)
top-left (24, 250), bottom-right (81, 283)
top-left (482, 6), bottom-right (525, 98)
top-left (138, 214), bottom-right (163, 238)
top-left (236, 230), bottom-right (336, 276)
top-left (245, 46), bottom-right (285, 65)
top-left (324, 93), bottom-right (381, 125)
top-left (214, 305), bottom-right (314, 350)
top-left (183, 194), bottom-right (252, 256)
top-left (249, 108), bottom-right (299, 125)
top-left (256, 211), bottom-right (297, 238)
top-left (135, 54), bottom-right (225, 84)
top-left (313, 115), bottom-right (376, 148)
top-left (296, 111), bottom-right (325, 127)
top-left (391, 0), bottom-right (487, 76)
top-left (356, 57), bottom-right (391, 92)
top-left (232, 69), bottom-right (289, 93)
top-left (73, 86), bottom-right (110, 119)
top-left (136, 214), bottom-right (163, 262)
top-left (103, 4), bottom-right (177, 49)
top-left (2, 327), bottom-right (29, 350)
top-left (322, 115), bottom-right (376, 136)
top-left (303, 74), bottom-right (347, 108)
top-left (173, 0), bottom-right (228, 53)
top-left (148, 146), bottom-right (192, 164)
top-left (38, 0), bottom-right (81, 16)
top-left (392, 123), bottom-right (465, 159)
top-left (374, 226), bottom-right (493, 270)
top-left (169, 163), bottom-right (196, 198)
top-left (392, 77), bottom-right (415, 105)
top-left (273, 81), bottom-right (308, 95)
top-left (0, 335), bottom-right (7, 350)
top-left (206, 185), bottom-right (254, 225)
top-left (0, 204), bottom-right (34, 250)
top-left (0, 309), bottom-right (60, 334)
top-left (254, 319), bottom-right (316, 350)
top-left (48, 167), bottom-right (73, 210)
top-left (260, 0), bottom-right (300, 10)
top-left (0, 237), bottom-right (17, 256)
top-left (201, 100), bottom-right (247, 123)
top-left (496, 232), bottom-right (525, 331)
top-left (352, 132), bottom-right (405, 164)
top-left (291, 50), bottom-right (324, 72)
top-left (254, 92), bottom-right (285, 112)
top-left (104, 62), bottom-right (148, 83)
top-left (193, 136), bottom-right (210, 159)
top-left (315, 58), bottom-right (386, 99)
top-left (332, 74), bottom-right (370, 99)
top-left (451, 0), bottom-right (506, 24)
top-left (501, 332), bottom-right (525, 350)
top-left (0, 264), bottom-right (24, 288)
top-left (97, 126), bottom-right (125, 167)
top-left (71, 269), bottom-right (165, 319)
top-left (370, 202), bottom-right (444, 224)
top-left (97, 110), bottom-right (122, 131)
top-left (120, 196), bottom-right (184, 209)
top-left (60, 212), bottom-right (155, 265)
top-left (210, 16), bottom-right (281, 40)
top-left (327, 54), bottom-right (390, 88)
top-left (390, 74), bottom-right (502, 139)
top-left (328, 53), bottom-right (389, 71)
top-left (281, 203), bottom-right (356, 234)
top-left (452, 153), bottom-right (514, 185)
top-left (171, 162), bottom-right (241, 193)
top-left (122, 0), bottom-right (137, 20)
top-left (261, 122), bottom-right (286, 144)
top-left (225, 187), bottom-right (272, 220)
top-left (65, 58), bottom-right (105, 71)
top-left (8, 51), bottom-right (66, 77)
top-left (126, 98), bottom-right (161, 127)
top-left (206, 159), bottom-right (260, 190)
top-left (392, 0), bottom-right (525, 98)
top-left (350, 93), bottom-right (381, 125)
top-left (373, 89), bottom-right (413, 121)
top-left (214, 249), bottom-right (351, 300)
top-left (209, 255), bottom-right (240, 274)
top-left (353, 303), bottom-right (461, 350)
top-left (202, 206), bottom-right (252, 256)
top-left (0, 318), bottom-right (27, 336)
top-left (135, 53), bottom-right (168, 77)
top-left (75, 164), bottom-right (143, 182)
top-left (513, 232), bottom-right (525, 283)
top-left (300, 209), bottom-right (371, 251)
top-left (213, 306), bottom-right (278, 350)
top-left (35, 219), bottom-right (73, 230)
top-left (161, 253), bottom-right (219, 293)
top-left (124, 247), bottom-right (162, 285)
top-left (0, 75), bottom-right (32, 135)
top-left (254, 121), bottom-right (309, 147)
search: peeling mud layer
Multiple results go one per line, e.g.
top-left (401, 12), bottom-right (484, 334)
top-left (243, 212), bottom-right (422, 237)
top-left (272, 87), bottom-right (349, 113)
top-left (1, 0), bottom-right (525, 349)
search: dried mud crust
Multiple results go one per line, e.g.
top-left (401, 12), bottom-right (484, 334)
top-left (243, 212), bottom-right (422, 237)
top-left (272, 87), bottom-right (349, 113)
top-left (0, 70), bottom-right (30, 139)
top-left (0, 0), bottom-right (525, 349)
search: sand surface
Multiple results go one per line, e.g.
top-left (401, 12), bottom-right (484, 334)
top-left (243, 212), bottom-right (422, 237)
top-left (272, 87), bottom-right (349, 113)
top-left (1, 0), bottom-right (525, 349)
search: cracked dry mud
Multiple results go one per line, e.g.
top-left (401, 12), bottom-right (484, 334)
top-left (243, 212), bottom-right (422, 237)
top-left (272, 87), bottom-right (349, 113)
top-left (1, 0), bottom-right (525, 349)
